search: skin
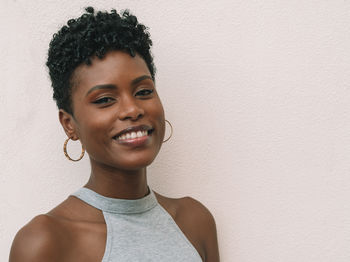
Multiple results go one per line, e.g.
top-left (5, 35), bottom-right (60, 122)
top-left (9, 51), bottom-right (220, 262)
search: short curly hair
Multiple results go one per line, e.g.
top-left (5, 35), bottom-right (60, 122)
top-left (46, 6), bottom-right (155, 115)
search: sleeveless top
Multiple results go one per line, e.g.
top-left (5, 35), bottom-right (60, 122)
top-left (71, 188), bottom-right (203, 262)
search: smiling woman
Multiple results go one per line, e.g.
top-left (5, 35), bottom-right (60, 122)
top-left (63, 51), bottom-right (165, 171)
top-left (9, 7), bottom-right (219, 262)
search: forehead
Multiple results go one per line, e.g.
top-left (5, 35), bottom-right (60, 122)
top-left (71, 51), bottom-right (151, 94)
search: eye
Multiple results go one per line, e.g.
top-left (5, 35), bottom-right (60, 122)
top-left (92, 97), bottom-right (115, 104)
top-left (136, 89), bottom-right (154, 97)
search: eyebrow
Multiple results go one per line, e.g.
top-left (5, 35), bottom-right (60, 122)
top-left (85, 84), bottom-right (116, 97)
top-left (131, 75), bottom-right (153, 85)
top-left (85, 75), bottom-right (153, 97)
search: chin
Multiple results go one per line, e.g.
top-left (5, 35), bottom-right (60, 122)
top-left (88, 145), bottom-right (162, 171)
top-left (119, 159), bottom-right (155, 171)
top-left (115, 152), bottom-right (159, 171)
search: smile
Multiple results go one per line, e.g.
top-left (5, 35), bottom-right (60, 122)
top-left (117, 130), bottom-right (148, 141)
top-left (113, 125), bottom-right (154, 145)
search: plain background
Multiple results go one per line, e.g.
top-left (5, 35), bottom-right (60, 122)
top-left (1, 0), bottom-right (350, 261)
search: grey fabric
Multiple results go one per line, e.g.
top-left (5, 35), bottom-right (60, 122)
top-left (71, 187), bottom-right (203, 262)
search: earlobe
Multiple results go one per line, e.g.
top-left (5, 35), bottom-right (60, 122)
top-left (59, 109), bottom-right (79, 140)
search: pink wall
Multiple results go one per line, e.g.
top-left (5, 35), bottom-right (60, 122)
top-left (1, 0), bottom-right (350, 261)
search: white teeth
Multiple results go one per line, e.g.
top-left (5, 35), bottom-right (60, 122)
top-left (117, 130), bottom-right (149, 141)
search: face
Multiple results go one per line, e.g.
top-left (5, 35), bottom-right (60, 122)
top-left (60, 51), bottom-right (165, 171)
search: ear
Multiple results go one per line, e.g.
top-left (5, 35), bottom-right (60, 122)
top-left (59, 109), bottom-right (79, 140)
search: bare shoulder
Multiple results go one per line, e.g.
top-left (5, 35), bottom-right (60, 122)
top-left (9, 214), bottom-right (62, 262)
top-left (178, 196), bottom-right (220, 262)
top-left (155, 192), bottom-right (220, 262)
top-left (178, 196), bottom-right (216, 223)
top-left (155, 192), bottom-right (217, 234)
top-left (155, 192), bottom-right (212, 217)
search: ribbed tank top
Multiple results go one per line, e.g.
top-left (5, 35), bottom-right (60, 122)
top-left (71, 187), bottom-right (203, 262)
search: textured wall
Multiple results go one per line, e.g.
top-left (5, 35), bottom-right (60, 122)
top-left (1, 0), bottom-right (350, 261)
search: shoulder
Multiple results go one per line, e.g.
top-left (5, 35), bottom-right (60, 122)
top-left (155, 192), bottom-right (212, 218)
top-left (9, 214), bottom-right (62, 262)
top-left (176, 196), bottom-right (218, 243)
top-left (178, 196), bottom-right (220, 262)
top-left (155, 192), bottom-right (220, 262)
top-left (155, 192), bottom-right (216, 235)
top-left (178, 196), bottom-right (215, 222)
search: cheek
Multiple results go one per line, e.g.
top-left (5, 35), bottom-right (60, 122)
top-left (76, 111), bottom-right (115, 146)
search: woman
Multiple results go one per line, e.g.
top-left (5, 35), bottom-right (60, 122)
top-left (10, 7), bottom-right (219, 262)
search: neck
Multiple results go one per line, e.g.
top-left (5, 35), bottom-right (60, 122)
top-left (84, 158), bottom-right (148, 199)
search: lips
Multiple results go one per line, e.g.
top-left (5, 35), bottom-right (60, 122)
top-left (113, 125), bottom-right (154, 140)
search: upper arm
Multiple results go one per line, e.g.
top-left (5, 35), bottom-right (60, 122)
top-left (181, 197), bottom-right (220, 262)
top-left (201, 205), bottom-right (220, 262)
top-left (9, 215), bottom-right (60, 262)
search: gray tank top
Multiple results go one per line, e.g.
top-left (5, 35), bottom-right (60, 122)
top-left (71, 187), bottom-right (203, 262)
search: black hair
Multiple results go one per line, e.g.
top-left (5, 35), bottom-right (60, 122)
top-left (46, 6), bottom-right (155, 115)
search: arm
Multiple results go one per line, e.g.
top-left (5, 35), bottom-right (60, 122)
top-left (202, 208), bottom-right (220, 262)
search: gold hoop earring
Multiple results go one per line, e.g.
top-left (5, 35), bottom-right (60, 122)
top-left (63, 137), bottom-right (85, 162)
top-left (163, 120), bottom-right (173, 143)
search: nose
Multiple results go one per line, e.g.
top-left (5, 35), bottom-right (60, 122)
top-left (118, 95), bottom-right (144, 121)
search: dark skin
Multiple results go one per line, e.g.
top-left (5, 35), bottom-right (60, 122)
top-left (9, 51), bottom-right (220, 262)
